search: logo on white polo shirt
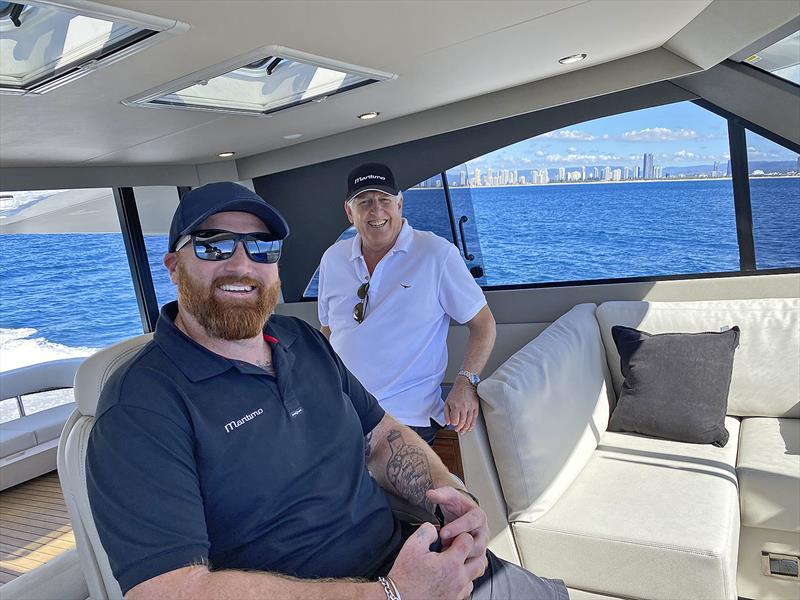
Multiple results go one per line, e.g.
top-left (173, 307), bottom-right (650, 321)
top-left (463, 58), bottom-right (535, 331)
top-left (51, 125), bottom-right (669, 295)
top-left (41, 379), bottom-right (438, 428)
top-left (224, 408), bottom-right (264, 433)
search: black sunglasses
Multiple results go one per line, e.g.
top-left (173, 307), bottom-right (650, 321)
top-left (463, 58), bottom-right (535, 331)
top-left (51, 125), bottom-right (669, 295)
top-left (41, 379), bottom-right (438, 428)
top-left (176, 229), bottom-right (282, 264)
top-left (352, 281), bottom-right (369, 323)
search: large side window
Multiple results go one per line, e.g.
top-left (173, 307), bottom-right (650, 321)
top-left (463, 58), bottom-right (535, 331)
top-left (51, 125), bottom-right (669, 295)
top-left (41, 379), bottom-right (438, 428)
top-left (450, 101), bottom-right (740, 286)
top-left (744, 131), bottom-right (800, 269)
top-left (0, 188), bottom-right (143, 420)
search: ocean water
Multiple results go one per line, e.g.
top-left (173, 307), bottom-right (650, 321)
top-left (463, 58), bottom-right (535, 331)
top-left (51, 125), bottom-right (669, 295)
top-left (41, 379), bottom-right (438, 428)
top-left (1, 178), bottom-right (798, 378)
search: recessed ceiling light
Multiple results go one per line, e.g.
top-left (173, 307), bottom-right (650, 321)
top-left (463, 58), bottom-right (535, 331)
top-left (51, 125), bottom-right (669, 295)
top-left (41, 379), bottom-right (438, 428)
top-left (282, 133), bottom-right (303, 140)
top-left (558, 53), bottom-right (587, 65)
top-left (358, 111), bottom-right (380, 120)
top-left (217, 151), bottom-right (235, 158)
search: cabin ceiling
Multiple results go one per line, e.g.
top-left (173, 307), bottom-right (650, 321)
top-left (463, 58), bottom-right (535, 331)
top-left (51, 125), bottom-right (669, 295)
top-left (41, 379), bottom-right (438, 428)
top-left (0, 0), bottom-right (797, 173)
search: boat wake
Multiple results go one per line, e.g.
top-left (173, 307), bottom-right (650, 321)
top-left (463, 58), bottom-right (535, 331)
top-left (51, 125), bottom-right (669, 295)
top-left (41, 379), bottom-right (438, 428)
top-left (0, 328), bottom-right (96, 373)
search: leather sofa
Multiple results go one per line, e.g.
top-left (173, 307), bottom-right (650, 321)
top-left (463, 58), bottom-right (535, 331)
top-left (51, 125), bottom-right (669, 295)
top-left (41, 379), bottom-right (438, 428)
top-left (463, 298), bottom-right (799, 600)
top-left (0, 358), bottom-right (84, 491)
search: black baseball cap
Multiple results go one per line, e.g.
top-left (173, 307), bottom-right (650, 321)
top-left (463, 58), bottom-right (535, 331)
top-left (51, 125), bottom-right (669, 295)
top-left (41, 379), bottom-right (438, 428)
top-left (168, 182), bottom-right (290, 252)
top-left (345, 162), bottom-right (399, 203)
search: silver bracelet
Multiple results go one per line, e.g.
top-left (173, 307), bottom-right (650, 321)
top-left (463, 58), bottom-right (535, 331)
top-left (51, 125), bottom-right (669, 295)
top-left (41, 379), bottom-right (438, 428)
top-left (377, 576), bottom-right (402, 600)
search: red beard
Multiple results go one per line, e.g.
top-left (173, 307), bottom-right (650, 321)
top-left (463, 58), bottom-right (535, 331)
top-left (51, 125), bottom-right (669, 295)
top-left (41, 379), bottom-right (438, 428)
top-left (177, 261), bottom-right (281, 340)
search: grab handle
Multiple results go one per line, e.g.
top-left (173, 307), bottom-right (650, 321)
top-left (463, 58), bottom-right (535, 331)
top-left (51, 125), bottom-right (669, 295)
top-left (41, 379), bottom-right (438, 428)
top-left (458, 216), bottom-right (474, 260)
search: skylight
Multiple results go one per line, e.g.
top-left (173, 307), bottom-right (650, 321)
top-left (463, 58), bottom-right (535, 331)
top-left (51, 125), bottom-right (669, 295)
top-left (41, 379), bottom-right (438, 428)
top-left (742, 30), bottom-right (800, 86)
top-left (0, 1), bottom-right (184, 95)
top-left (125, 47), bottom-right (397, 116)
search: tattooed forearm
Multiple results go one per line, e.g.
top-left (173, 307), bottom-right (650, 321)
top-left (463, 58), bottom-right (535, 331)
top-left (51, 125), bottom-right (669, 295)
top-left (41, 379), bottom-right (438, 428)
top-left (385, 429), bottom-right (434, 512)
top-left (364, 431), bottom-right (373, 458)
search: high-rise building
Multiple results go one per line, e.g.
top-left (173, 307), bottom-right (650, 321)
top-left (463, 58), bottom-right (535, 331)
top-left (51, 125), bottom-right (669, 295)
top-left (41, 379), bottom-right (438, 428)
top-left (643, 153), bottom-right (655, 179)
top-left (520, 176), bottom-right (526, 185)
top-left (634, 165), bottom-right (641, 179)
top-left (654, 166), bottom-right (662, 179)
top-left (460, 171), bottom-right (467, 186)
top-left (592, 167), bottom-right (599, 180)
top-left (474, 168), bottom-right (481, 186)
top-left (612, 168), bottom-right (622, 181)
top-left (727, 160), bottom-right (732, 177)
top-left (581, 165), bottom-right (586, 181)
top-left (603, 166), bottom-right (612, 181)
top-left (623, 167), bottom-right (630, 180)
top-left (558, 167), bottom-right (566, 182)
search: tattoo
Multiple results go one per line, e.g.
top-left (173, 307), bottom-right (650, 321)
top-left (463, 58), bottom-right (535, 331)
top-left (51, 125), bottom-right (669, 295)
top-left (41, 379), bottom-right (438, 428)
top-left (364, 431), bottom-right (373, 458)
top-left (385, 429), bottom-right (434, 512)
top-left (257, 359), bottom-right (276, 376)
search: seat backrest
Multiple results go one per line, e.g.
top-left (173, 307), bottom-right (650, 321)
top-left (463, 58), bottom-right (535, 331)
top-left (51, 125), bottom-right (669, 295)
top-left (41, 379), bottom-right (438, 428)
top-left (57, 333), bottom-right (153, 600)
top-left (0, 357), bottom-right (84, 401)
top-left (476, 303), bottom-right (613, 524)
top-left (596, 298), bottom-right (800, 418)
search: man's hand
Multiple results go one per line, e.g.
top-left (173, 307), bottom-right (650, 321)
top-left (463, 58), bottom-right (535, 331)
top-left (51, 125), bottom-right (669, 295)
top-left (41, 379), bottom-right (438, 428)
top-left (444, 380), bottom-right (480, 433)
top-left (427, 486), bottom-right (489, 560)
top-left (388, 522), bottom-right (486, 600)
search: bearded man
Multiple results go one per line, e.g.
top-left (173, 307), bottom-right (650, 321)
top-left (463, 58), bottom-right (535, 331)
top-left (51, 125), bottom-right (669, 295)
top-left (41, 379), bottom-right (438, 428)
top-left (86, 182), bottom-right (567, 600)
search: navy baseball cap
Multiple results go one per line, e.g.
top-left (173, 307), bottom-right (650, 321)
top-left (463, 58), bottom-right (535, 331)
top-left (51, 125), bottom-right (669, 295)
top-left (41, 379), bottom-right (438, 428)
top-left (168, 182), bottom-right (290, 252)
top-left (345, 162), bottom-right (399, 203)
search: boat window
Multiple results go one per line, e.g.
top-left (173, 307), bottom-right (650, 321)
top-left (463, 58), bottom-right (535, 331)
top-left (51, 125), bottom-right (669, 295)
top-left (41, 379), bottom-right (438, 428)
top-left (126, 48), bottom-right (393, 116)
top-left (744, 130), bottom-right (800, 269)
top-left (135, 186), bottom-right (180, 307)
top-left (741, 30), bottom-right (800, 86)
top-left (0, 189), bottom-right (142, 386)
top-left (436, 101), bottom-right (743, 287)
top-left (302, 177), bottom-right (470, 298)
top-left (0, 2), bottom-right (157, 94)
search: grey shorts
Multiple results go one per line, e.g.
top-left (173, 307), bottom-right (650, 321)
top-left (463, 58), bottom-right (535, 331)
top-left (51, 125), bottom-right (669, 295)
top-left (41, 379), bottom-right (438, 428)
top-left (471, 550), bottom-right (569, 600)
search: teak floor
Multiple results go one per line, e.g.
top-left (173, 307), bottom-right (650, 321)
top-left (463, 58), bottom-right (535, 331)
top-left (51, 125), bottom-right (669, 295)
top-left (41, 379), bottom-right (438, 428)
top-left (0, 471), bottom-right (75, 586)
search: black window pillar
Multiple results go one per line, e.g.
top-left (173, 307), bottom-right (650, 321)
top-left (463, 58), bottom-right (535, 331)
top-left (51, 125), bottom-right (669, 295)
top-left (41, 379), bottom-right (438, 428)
top-left (439, 171), bottom-right (459, 247)
top-left (727, 119), bottom-right (756, 271)
top-left (114, 187), bottom-right (159, 332)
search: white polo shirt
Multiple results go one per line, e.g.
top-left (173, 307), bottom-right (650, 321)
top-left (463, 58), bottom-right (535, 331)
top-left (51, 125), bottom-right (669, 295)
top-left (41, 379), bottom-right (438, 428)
top-left (318, 220), bottom-right (486, 426)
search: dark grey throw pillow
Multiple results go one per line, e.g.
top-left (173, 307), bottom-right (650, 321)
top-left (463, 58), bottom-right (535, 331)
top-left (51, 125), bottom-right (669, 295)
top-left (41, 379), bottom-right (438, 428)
top-left (608, 325), bottom-right (740, 447)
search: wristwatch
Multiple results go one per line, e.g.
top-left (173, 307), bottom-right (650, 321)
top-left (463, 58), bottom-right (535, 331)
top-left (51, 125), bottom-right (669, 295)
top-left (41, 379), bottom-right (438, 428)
top-left (457, 369), bottom-right (480, 388)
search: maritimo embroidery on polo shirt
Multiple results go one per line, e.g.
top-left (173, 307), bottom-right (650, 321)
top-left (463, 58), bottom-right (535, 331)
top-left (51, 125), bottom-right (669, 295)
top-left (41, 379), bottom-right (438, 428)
top-left (224, 408), bottom-right (264, 433)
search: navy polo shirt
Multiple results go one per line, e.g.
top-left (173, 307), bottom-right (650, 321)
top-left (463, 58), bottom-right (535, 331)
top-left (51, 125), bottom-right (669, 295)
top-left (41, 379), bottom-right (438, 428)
top-left (87, 302), bottom-right (401, 594)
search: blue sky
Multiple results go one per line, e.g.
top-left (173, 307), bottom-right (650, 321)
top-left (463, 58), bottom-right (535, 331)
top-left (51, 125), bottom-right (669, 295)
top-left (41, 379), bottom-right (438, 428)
top-left (463, 101), bottom-right (797, 172)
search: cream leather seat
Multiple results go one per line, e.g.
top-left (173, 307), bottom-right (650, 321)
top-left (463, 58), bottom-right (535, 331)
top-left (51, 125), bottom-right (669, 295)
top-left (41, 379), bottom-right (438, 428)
top-left (58, 334), bottom-right (153, 600)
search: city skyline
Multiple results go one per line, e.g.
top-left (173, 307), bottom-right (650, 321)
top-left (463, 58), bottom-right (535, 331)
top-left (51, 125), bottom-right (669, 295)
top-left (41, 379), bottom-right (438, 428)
top-left (412, 101), bottom-right (797, 187)
top-left (413, 154), bottom-right (797, 188)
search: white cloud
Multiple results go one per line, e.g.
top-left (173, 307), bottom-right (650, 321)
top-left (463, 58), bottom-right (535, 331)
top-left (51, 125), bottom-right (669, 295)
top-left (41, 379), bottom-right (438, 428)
top-left (621, 127), bottom-right (699, 142)
top-left (545, 152), bottom-right (621, 163)
top-left (535, 150), bottom-right (546, 157)
top-left (567, 146), bottom-right (577, 152)
top-left (539, 129), bottom-right (599, 141)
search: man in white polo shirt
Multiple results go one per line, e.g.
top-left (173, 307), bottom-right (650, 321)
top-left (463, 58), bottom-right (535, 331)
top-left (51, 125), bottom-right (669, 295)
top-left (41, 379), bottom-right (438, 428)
top-left (318, 163), bottom-right (496, 443)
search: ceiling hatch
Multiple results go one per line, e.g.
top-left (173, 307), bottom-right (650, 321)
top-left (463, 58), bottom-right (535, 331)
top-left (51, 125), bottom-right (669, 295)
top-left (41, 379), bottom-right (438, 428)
top-left (0, 0), bottom-right (187, 95)
top-left (124, 46), bottom-right (398, 116)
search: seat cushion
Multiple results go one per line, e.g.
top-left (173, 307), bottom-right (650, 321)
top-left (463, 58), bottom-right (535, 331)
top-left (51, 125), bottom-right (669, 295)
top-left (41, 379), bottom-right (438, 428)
top-left (512, 417), bottom-right (741, 600)
top-left (737, 417), bottom-right (800, 532)
top-left (596, 298), bottom-right (800, 418)
top-left (478, 303), bottom-right (613, 522)
top-left (0, 427), bottom-right (37, 459)
top-left (1, 403), bottom-right (75, 447)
